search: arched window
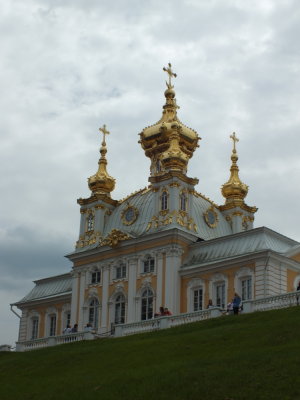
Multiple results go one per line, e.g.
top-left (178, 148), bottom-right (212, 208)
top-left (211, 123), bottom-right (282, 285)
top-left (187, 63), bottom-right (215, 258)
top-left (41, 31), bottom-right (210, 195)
top-left (193, 288), bottom-right (203, 311)
top-left (115, 294), bottom-right (125, 324)
top-left (215, 283), bottom-right (225, 309)
top-left (89, 298), bottom-right (99, 329)
top-left (91, 269), bottom-right (101, 284)
top-left (115, 263), bottom-right (126, 279)
top-left (49, 314), bottom-right (57, 337)
top-left (143, 256), bottom-right (155, 273)
top-left (31, 317), bottom-right (39, 340)
top-left (156, 160), bottom-right (161, 173)
top-left (141, 288), bottom-right (153, 320)
top-left (161, 191), bottom-right (168, 211)
top-left (180, 192), bottom-right (187, 211)
top-left (87, 213), bottom-right (94, 232)
top-left (241, 277), bottom-right (252, 300)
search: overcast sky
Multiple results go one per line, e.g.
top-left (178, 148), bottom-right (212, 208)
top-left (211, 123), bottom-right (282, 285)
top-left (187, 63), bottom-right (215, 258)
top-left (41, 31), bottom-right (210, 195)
top-left (1, 0), bottom-right (300, 346)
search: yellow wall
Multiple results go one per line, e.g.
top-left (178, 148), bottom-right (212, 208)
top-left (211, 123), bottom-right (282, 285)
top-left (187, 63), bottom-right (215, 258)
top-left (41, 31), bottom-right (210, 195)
top-left (180, 264), bottom-right (255, 313)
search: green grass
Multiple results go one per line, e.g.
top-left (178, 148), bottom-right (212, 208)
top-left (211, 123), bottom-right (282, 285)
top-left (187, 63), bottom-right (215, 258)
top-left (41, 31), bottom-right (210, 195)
top-left (1, 308), bottom-right (300, 400)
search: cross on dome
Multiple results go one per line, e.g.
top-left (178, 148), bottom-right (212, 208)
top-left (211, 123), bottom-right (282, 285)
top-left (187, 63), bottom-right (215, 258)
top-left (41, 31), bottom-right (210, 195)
top-left (230, 132), bottom-right (239, 152)
top-left (99, 124), bottom-right (110, 144)
top-left (163, 63), bottom-right (177, 88)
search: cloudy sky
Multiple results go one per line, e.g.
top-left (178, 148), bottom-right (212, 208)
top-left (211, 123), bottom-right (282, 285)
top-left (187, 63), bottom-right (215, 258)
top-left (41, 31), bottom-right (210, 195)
top-left (1, 0), bottom-right (300, 346)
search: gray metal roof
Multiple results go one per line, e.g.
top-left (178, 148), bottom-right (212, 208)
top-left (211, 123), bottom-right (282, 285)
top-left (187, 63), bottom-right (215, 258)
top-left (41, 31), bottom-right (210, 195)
top-left (15, 273), bottom-right (72, 304)
top-left (183, 227), bottom-right (299, 267)
top-left (75, 189), bottom-right (233, 254)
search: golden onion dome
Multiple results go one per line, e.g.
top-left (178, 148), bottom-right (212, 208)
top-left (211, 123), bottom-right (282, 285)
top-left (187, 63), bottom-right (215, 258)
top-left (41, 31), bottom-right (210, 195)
top-left (221, 132), bottom-right (248, 203)
top-left (139, 63), bottom-right (200, 175)
top-left (88, 125), bottom-right (115, 196)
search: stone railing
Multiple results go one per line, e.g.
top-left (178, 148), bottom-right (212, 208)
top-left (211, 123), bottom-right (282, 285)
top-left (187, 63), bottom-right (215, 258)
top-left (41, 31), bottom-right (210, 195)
top-left (114, 308), bottom-right (222, 337)
top-left (16, 331), bottom-right (94, 352)
top-left (242, 290), bottom-right (299, 313)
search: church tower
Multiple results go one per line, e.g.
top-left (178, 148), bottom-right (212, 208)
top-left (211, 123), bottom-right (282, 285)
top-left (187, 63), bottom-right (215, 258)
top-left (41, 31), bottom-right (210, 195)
top-left (76, 125), bottom-right (118, 249)
top-left (220, 132), bottom-right (257, 233)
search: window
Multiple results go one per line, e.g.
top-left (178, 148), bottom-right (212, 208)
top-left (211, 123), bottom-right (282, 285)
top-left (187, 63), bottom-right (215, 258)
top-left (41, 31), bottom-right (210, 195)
top-left (156, 160), bottom-right (161, 173)
top-left (115, 294), bottom-right (125, 324)
top-left (193, 288), bottom-right (203, 311)
top-left (180, 192), bottom-right (187, 211)
top-left (241, 277), bottom-right (252, 300)
top-left (31, 318), bottom-right (39, 340)
top-left (49, 315), bottom-right (56, 337)
top-left (143, 257), bottom-right (155, 273)
top-left (89, 299), bottom-right (99, 329)
top-left (115, 264), bottom-right (126, 279)
top-left (215, 283), bottom-right (225, 309)
top-left (141, 288), bottom-right (153, 320)
top-left (161, 191), bottom-right (168, 211)
top-left (87, 213), bottom-right (94, 232)
top-left (91, 270), bottom-right (101, 284)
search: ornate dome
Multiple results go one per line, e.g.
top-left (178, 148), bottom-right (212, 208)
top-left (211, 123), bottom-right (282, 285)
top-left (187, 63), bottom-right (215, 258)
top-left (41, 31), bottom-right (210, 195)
top-left (88, 125), bottom-right (116, 196)
top-left (139, 64), bottom-right (200, 176)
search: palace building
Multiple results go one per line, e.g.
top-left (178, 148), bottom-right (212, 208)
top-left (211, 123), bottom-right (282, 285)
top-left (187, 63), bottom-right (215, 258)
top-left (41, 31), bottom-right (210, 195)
top-left (12, 65), bottom-right (300, 342)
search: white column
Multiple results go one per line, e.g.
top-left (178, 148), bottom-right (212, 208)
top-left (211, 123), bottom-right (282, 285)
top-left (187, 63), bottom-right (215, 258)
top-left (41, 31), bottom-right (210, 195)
top-left (78, 269), bottom-right (87, 330)
top-left (164, 245), bottom-right (183, 314)
top-left (156, 252), bottom-right (164, 311)
top-left (100, 265), bottom-right (110, 333)
top-left (127, 257), bottom-right (137, 322)
top-left (70, 271), bottom-right (80, 326)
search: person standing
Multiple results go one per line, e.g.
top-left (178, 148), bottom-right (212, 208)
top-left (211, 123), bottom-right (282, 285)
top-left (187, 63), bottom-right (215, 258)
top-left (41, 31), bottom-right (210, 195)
top-left (297, 282), bottom-right (300, 305)
top-left (232, 293), bottom-right (241, 315)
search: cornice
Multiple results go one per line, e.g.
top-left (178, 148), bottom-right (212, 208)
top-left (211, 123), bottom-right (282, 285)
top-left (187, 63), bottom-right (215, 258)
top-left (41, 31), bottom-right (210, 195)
top-left (149, 171), bottom-right (198, 186)
top-left (77, 194), bottom-right (118, 207)
top-left (13, 292), bottom-right (72, 309)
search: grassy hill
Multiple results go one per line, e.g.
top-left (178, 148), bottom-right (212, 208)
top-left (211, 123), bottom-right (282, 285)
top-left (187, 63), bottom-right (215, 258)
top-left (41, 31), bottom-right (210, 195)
top-left (1, 308), bottom-right (300, 400)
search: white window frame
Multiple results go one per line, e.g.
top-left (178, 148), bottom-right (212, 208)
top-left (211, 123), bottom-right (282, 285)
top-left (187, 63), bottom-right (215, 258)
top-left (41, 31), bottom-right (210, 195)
top-left (180, 191), bottom-right (188, 212)
top-left (193, 287), bottom-right (203, 311)
top-left (115, 294), bottom-right (126, 324)
top-left (49, 314), bottom-right (57, 337)
top-left (143, 256), bottom-right (155, 274)
top-left (86, 212), bottom-right (94, 232)
top-left (91, 269), bottom-right (101, 284)
top-left (141, 288), bottom-right (154, 320)
top-left (115, 263), bottom-right (127, 280)
top-left (234, 267), bottom-right (254, 301)
top-left (31, 317), bottom-right (39, 340)
top-left (161, 191), bottom-right (168, 211)
top-left (88, 298), bottom-right (99, 329)
top-left (241, 277), bottom-right (252, 301)
top-left (187, 279), bottom-right (205, 313)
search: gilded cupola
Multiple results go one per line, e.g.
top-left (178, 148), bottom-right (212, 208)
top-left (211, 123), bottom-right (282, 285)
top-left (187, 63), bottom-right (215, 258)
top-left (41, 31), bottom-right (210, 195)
top-left (88, 124), bottom-right (116, 196)
top-left (221, 132), bottom-right (248, 204)
top-left (139, 63), bottom-right (200, 176)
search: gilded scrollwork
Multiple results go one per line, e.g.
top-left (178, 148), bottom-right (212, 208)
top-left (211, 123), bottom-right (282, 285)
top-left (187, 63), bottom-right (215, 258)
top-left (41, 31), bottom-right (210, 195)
top-left (101, 229), bottom-right (130, 247)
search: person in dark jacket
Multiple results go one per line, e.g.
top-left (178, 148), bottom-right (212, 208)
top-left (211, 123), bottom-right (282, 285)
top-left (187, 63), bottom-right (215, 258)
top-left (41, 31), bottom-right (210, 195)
top-left (232, 293), bottom-right (241, 315)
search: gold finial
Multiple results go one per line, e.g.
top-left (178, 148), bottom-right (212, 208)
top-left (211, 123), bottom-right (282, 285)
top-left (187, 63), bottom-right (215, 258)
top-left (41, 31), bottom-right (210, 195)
top-left (88, 123), bottom-right (115, 196)
top-left (230, 132), bottom-right (239, 152)
top-left (99, 124), bottom-right (110, 145)
top-left (163, 63), bottom-right (177, 88)
top-left (221, 132), bottom-right (248, 203)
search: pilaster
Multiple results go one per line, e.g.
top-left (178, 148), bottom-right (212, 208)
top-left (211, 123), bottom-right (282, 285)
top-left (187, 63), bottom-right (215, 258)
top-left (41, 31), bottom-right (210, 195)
top-left (70, 270), bottom-right (80, 326)
top-left (164, 245), bottom-right (183, 314)
top-left (100, 265), bottom-right (110, 333)
top-left (127, 257), bottom-right (138, 323)
top-left (78, 269), bottom-right (87, 330)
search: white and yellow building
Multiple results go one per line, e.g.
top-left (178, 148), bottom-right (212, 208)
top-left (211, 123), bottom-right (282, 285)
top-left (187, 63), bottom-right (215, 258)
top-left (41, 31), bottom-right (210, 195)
top-left (12, 65), bottom-right (300, 343)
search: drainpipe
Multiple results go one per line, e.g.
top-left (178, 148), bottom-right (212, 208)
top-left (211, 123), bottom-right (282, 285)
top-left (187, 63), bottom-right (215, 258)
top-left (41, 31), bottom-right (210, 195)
top-left (264, 254), bottom-right (270, 298)
top-left (10, 304), bottom-right (21, 319)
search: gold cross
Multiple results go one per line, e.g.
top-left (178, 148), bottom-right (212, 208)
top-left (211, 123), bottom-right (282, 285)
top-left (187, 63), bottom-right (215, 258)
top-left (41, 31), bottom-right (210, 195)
top-left (163, 63), bottom-right (177, 87)
top-left (99, 124), bottom-right (110, 144)
top-left (230, 132), bottom-right (239, 151)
